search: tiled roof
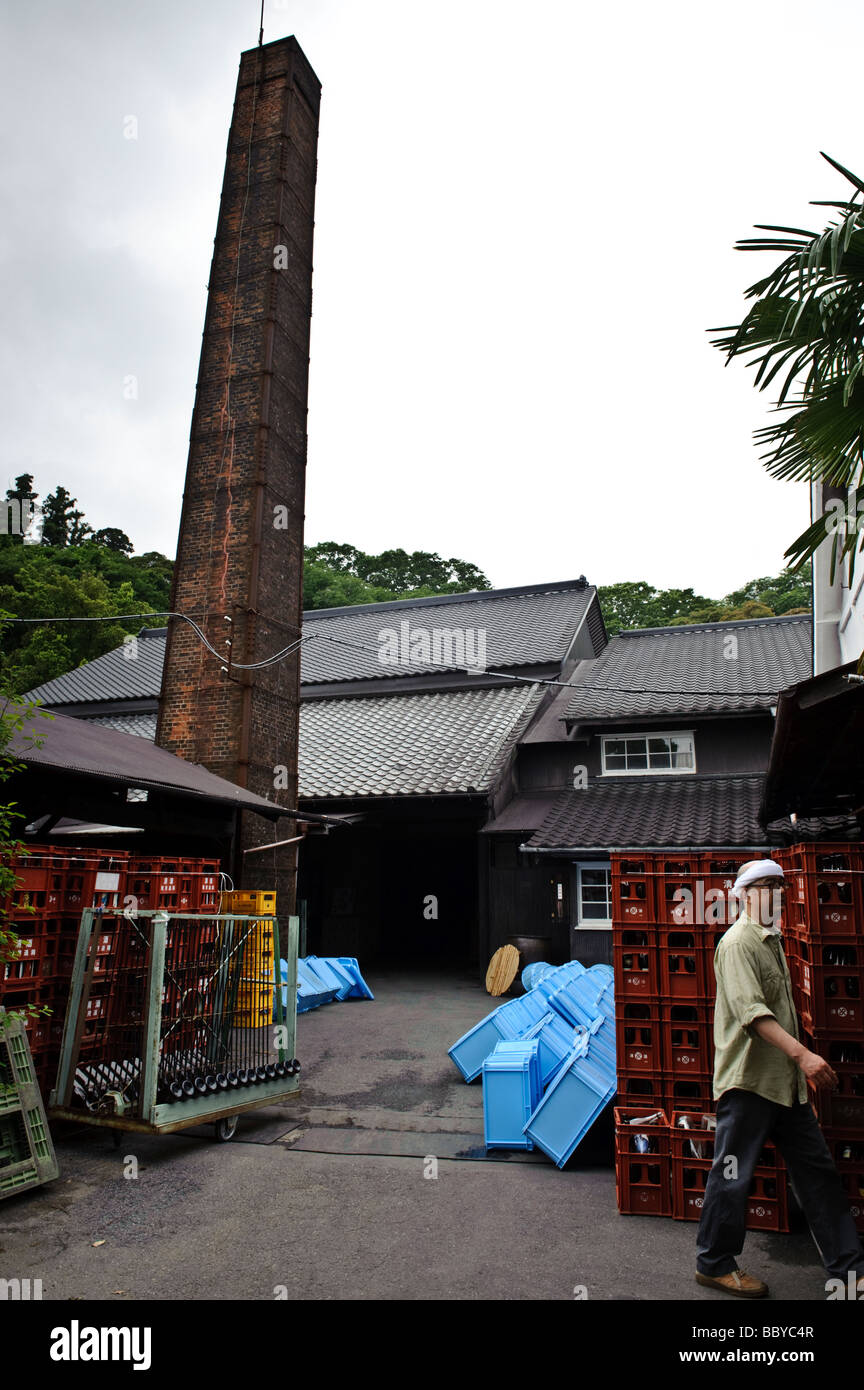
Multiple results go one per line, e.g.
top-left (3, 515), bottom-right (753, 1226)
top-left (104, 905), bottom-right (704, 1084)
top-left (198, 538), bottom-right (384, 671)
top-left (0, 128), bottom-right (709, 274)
top-left (84, 713), bottom-right (158, 740)
top-left (24, 629), bottom-right (167, 706)
top-left (22, 581), bottom-right (599, 706)
top-left (563, 614), bottom-right (812, 723)
top-left (298, 684), bottom-right (543, 798)
top-left (8, 706), bottom-right (283, 816)
top-left (300, 581), bottom-right (597, 685)
top-left (523, 775), bottom-right (770, 850)
top-left (480, 794), bottom-right (561, 834)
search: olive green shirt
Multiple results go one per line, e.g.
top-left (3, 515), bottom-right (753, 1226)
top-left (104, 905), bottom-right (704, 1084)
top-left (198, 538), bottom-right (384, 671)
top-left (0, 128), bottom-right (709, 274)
top-left (712, 912), bottom-right (808, 1107)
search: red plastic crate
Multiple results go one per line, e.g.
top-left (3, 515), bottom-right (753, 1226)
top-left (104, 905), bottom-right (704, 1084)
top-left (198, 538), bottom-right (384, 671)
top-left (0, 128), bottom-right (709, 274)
top-left (2, 933), bottom-right (63, 983)
top-left (611, 856), bottom-right (656, 923)
top-left (777, 843), bottom-right (863, 875)
top-left (614, 1106), bottom-right (671, 1217)
top-left (615, 1071), bottom-right (665, 1108)
top-left (663, 1075), bottom-right (715, 1116)
top-left (660, 1002), bottom-right (713, 1077)
top-left (670, 1110), bottom-right (780, 1166)
top-left (654, 857), bottom-right (702, 926)
top-left (823, 1130), bottom-right (864, 1232)
top-left (794, 961), bottom-right (864, 1034)
top-left (812, 1068), bottom-right (864, 1131)
top-left (613, 924), bottom-right (661, 1001)
top-left (784, 870), bottom-right (862, 936)
top-left (697, 855), bottom-right (748, 931)
top-left (671, 1156), bottom-right (789, 1229)
top-left (670, 1111), bottom-right (787, 1228)
top-left (615, 1002), bottom-right (663, 1073)
top-left (657, 927), bottom-right (706, 1000)
top-left (195, 861), bottom-right (222, 911)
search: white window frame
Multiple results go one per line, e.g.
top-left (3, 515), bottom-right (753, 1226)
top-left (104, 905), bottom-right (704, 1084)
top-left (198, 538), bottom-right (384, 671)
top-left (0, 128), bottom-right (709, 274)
top-left (575, 861), bottom-right (612, 928)
top-left (600, 730), bottom-right (696, 777)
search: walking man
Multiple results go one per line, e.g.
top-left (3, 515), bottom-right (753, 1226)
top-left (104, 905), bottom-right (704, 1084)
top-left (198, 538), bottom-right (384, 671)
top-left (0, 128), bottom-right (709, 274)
top-left (695, 857), bottom-right (864, 1298)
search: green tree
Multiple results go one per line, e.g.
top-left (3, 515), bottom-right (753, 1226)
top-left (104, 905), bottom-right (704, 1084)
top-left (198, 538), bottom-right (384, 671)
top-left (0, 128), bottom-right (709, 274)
top-left (0, 560), bottom-right (142, 692)
top-left (302, 542), bottom-right (491, 609)
top-left (93, 527), bottom-right (134, 555)
top-left (597, 581), bottom-right (713, 635)
top-left (40, 486), bottom-right (79, 547)
top-left (711, 153), bottom-right (864, 584)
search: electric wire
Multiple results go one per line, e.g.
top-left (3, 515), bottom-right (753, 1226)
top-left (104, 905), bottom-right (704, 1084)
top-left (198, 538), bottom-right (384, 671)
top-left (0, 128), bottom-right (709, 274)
top-left (2, 610), bottom-right (796, 695)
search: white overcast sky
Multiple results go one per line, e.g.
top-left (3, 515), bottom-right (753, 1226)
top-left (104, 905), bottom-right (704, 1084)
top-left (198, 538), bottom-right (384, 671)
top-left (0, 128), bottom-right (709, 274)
top-left (2, 0), bottom-right (861, 598)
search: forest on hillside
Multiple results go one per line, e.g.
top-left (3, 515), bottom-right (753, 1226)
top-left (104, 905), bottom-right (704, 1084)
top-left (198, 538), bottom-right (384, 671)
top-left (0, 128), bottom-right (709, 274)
top-left (0, 475), bottom-right (811, 692)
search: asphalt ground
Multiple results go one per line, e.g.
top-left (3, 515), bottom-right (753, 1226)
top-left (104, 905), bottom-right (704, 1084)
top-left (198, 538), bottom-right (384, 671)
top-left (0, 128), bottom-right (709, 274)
top-left (0, 967), bottom-right (844, 1302)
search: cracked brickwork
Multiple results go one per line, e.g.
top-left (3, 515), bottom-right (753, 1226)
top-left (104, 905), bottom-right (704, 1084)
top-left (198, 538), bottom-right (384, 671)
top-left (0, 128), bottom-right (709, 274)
top-left (156, 36), bottom-right (320, 905)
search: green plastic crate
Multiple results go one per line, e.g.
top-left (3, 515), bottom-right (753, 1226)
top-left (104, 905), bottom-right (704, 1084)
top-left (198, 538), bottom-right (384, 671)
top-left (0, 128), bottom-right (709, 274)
top-left (0, 1008), bottom-right (59, 1198)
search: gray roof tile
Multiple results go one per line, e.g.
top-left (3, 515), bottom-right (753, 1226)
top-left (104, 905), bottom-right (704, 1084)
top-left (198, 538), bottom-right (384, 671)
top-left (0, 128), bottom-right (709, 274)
top-left (563, 615), bottom-right (812, 722)
top-left (85, 713), bottom-right (158, 740)
top-left (524, 775), bottom-right (769, 849)
top-left (298, 684), bottom-right (543, 798)
top-left (300, 582), bottom-right (597, 684)
top-left (24, 629), bottom-right (166, 706)
top-left (23, 581), bottom-right (598, 705)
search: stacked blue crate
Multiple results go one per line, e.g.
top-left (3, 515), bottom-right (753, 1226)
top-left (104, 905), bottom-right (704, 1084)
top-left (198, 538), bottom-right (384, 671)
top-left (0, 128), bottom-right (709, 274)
top-left (522, 1028), bottom-right (616, 1168)
top-left (449, 957), bottom-right (616, 1167)
top-left (284, 956), bottom-right (374, 1013)
top-left (483, 1039), bottom-right (543, 1150)
top-left (521, 1011), bottom-right (584, 1087)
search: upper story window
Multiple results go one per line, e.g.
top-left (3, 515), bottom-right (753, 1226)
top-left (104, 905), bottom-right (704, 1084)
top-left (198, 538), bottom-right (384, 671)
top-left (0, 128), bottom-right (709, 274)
top-left (601, 731), bottom-right (695, 776)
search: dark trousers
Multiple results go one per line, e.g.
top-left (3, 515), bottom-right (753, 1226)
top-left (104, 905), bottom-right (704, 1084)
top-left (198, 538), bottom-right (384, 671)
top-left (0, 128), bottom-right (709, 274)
top-left (695, 1087), bottom-right (864, 1279)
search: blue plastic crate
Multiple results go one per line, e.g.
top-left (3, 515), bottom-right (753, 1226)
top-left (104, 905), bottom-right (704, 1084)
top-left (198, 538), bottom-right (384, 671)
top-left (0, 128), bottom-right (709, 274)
top-left (448, 1004), bottom-right (525, 1082)
top-left (315, 958), bottom-right (355, 1001)
top-left (304, 956), bottom-right (350, 998)
top-left (289, 959), bottom-right (336, 1011)
top-left (521, 1011), bottom-right (581, 1087)
top-left (521, 961), bottom-right (556, 991)
top-left (483, 1040), bottom-right (543, 1151)
top-left (581, 1014), bottom-right (616, 1070)
top-left (533, 961), bottom-right (587, 1004)
top-left (522, 1034), bottom-right (616, 1168)
top-left (299, 958), bottom-right (340, 1003)
top-left (333, 957), bottom-right (375, 1000)
top-left (548, 974), bottom-right (614, 1029)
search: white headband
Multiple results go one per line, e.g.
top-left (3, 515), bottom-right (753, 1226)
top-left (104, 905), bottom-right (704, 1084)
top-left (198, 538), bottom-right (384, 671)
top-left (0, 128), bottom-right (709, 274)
top-left (732, 860), bottom-right (785, 896)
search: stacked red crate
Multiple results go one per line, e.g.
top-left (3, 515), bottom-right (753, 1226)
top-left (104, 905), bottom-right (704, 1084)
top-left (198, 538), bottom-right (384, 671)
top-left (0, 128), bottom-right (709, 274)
top-left (776, 841), bottom-right (864, 1235)
top-left (614, 1105), bottom-right (672, 1217)
top-left (0, 846), bottom-right (230, 1097)
top-left (670, 1111), bottom-right (788, 1230)
top-left (613, 855), bottom-right (664, 1114)
top-left (612, 847), bottom-right (790, 1229)
top-left (1, 845), bottom-right (127, 1094)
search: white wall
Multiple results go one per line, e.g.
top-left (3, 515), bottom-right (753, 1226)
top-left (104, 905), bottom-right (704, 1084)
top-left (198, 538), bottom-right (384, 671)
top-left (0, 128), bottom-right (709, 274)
top-left (812, 481), bottom-right (864, 673)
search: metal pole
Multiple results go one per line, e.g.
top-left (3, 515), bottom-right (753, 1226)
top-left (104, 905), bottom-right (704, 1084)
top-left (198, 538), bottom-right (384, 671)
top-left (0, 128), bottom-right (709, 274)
top-left (140, 913), bottom-right (167, 1123)
top-left (53, 908), bottom-right (95, 1108)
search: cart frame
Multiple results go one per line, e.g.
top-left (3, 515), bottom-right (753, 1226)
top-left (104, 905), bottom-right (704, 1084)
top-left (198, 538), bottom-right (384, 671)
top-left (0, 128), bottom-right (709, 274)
top-left (48, 909), bottom-right (300, 1138)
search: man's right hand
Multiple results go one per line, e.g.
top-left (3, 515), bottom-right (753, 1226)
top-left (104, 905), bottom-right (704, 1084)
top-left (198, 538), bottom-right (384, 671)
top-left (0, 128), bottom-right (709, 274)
top-left (798, 1049), bottom-right (839, 1089)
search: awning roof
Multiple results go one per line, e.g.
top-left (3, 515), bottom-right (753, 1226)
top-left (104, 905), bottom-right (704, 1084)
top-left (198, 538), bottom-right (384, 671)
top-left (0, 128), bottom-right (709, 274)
top-left (761, 662), bottom-right (864, 822)
top-left (521, 775), bottom-right (771, 851)
top-left (8, 705), bottom-right (286, 819)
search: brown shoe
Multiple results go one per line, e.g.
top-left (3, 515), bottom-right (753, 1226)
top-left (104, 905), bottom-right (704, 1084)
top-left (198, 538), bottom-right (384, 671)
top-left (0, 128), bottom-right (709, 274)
top-left (695, 1268), bottom-right (768, 1298)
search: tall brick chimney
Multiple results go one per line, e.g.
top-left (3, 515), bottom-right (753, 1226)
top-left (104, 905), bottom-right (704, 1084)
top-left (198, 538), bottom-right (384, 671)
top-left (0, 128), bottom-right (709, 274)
top-left (156, 36), bottom-right (321, 908)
